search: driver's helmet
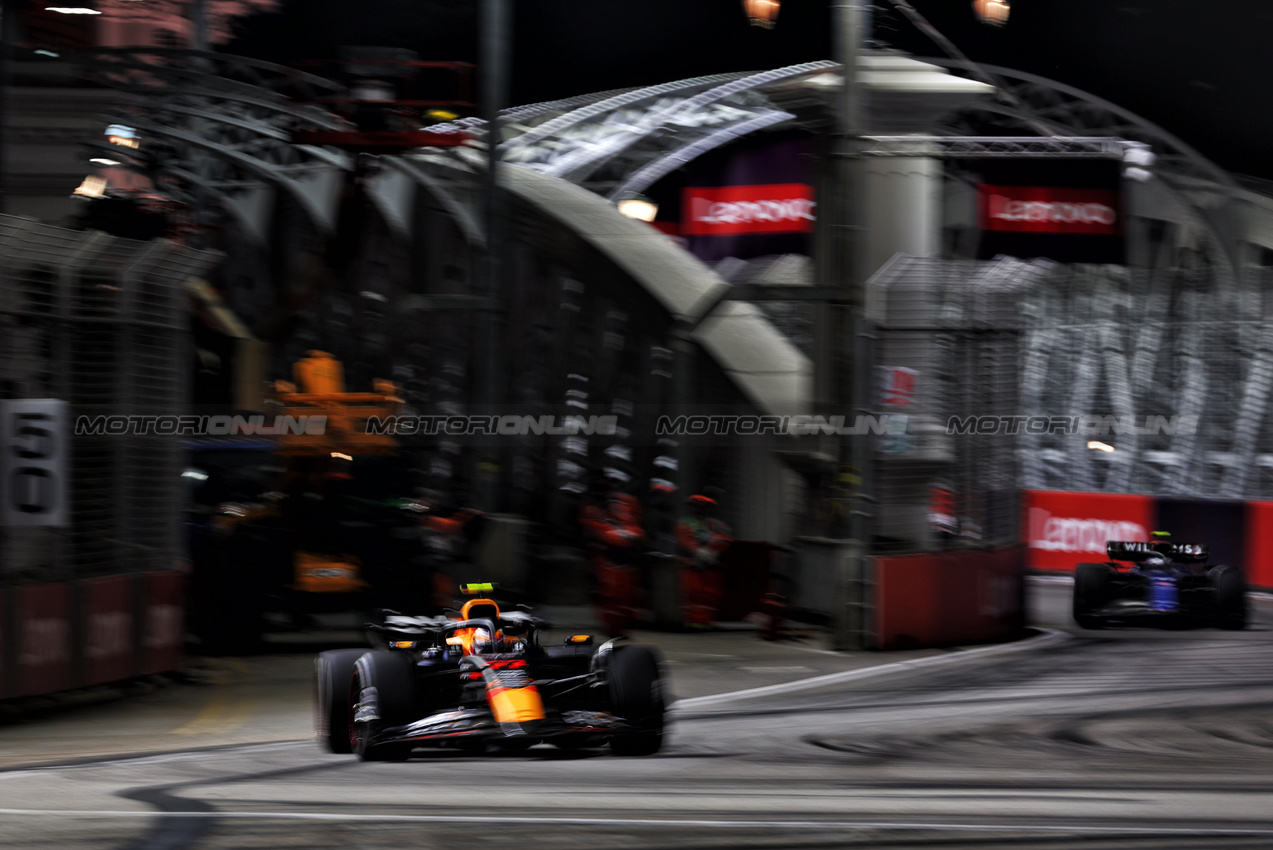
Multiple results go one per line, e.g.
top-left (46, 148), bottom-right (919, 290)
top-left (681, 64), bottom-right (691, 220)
top-left (1143, 554), bottom-right (1170, 570)
top-left (472, 627), bottom-right (493, 654)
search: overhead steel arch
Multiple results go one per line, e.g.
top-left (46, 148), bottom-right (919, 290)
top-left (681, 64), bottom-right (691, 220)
top-left (76, 48), bottom-right (354, 241)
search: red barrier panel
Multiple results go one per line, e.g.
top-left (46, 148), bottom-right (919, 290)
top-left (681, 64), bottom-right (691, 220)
top-left (874, 546), bottom-right (1026, 650)
top-left (0, 587), bottom-right (10, 699)
top-left (80, 575), bottom-right (138, 687)
top-left (1244, 502), bottom-right (1273, 590)
top-left (1023, 490), bottom-right (1155, 572)
top-left (14, 583), bottom-right (74, 697)
top-left (873, 553), bottom-right (940, 648)
top-left (139, 571), bottom-right (185, 676)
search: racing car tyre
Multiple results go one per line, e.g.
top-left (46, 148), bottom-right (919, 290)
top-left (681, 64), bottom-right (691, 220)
top-left (1210, 565), bottom-right (1249, 630)
top-left (1072, 563), bottom-right (1109, 629)
top-left (314, 649), bottom-right (367, 754)
top-left (351, 650), bottom-right (416, 761)
top-left (607, 645), bottom-right (665, 756)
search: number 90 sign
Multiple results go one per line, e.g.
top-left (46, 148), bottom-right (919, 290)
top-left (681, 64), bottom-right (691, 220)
top-left (0, 399), bottom-right (67, 526)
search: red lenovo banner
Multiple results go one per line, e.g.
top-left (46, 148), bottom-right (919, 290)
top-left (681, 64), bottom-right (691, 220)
top-left (975, 160), bottom-right (1124, 265)
top-left (15, 583), bottom-right (73, 697)
top-left (978, 186), bottom-right (1120, 235)
top-left (682, 183), bottom-right (816, 236)
top-left (1023, 490), bottom-right (1155, 572)
top-left (644, 131), bottom-right (814, 262)
top-left (80, 575), bottom-right (137, 687)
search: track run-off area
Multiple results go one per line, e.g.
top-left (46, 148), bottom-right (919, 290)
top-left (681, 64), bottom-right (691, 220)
top-left (2, 580), bottom-right (1273, 850)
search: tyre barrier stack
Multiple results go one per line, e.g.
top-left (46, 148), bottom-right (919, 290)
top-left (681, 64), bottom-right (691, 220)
top-left (0, 571), bottom-right (185, 701)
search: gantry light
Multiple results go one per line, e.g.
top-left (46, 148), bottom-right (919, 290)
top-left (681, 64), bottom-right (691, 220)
top-left (742, 0), bottom-right (780, 29)
top-left (616, 194), bottom-right (659, 222)
top-left (972, 0), bottom-right (1010, 26)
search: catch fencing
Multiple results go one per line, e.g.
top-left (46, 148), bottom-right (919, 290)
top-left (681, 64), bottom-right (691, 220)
top-left (0, 215), bottom-right (219, 584)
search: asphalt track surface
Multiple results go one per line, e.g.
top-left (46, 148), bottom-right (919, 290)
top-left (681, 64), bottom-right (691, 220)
top-left (2, 580), bottom-right (1273, 849)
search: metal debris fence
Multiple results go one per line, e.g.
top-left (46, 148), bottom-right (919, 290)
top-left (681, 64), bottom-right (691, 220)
top-left (0, 215), bottom-right (220, 583)
top-left (867, 252), bottom-right (1273, 555)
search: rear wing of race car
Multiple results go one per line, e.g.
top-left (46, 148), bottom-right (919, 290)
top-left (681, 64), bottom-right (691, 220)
top-left (1106, 541), bottom-right (1209, 563)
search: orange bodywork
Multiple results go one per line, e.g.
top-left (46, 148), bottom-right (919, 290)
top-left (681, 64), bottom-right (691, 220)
top-left (272, 350), bottom-right (403, 457)
top-left (451, 594), bottom-right (547, 725)
top-left (292, 551), bottom-right (367, 593)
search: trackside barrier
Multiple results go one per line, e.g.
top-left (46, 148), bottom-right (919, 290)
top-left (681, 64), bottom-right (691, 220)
top-left (872, 546), bottom-right (1027, 650)
top-left (0, 587), bottom-right (7, 699)
top-left (1024, 490), bottom-right (1273, 590)
top-left (0, 571), bottom-right (186, 702)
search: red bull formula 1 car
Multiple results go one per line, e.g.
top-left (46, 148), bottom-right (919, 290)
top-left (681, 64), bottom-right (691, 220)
top-left (314, 584), bottom-right (667, 760)
top-left (1072, 537), bottom-right (1248, 630)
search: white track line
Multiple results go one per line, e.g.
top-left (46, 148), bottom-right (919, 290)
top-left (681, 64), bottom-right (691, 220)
top-left (672, 628), bottom-right (1069, 710)
top-left (0, 809), bottom-right (1269, 835)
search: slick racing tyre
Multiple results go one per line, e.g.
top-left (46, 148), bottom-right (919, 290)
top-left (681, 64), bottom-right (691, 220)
top-left (608, 645), bottom-right (666, 756)
top-left (314, 649), bottom-right (367, 754)
top-left (1210, 565), bottom-right (1249, 631)
top-left (1073, 563), bottom-right (1109, 630)
top-left (350, 651), bottom-right (416, 761)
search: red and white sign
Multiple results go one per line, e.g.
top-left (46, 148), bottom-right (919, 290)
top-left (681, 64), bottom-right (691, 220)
top-left (978, 186), bottom-right (1120, 235)
top-left (81, 575), bottom-right (137, 686)
top-left (879, 366), bottom-right (917, 407)
top-left (682, 183), bottom-right (816, 236)
top-left (140, 571), bottom-right (185, 676)
top-left (1023, 490), bottom-right (1154, 571)
top-left (15, 583), bottom-right (73, 697)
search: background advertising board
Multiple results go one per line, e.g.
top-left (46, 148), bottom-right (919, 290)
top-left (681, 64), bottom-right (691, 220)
top-left (1023, 490), bottom-right (1154, 571)
top-left (645, 132), bottom-right (814, 262)
top-left (1244, 502), bottom-right (1273, 589)
top-left (15, 583), bottom-right (73, 697)
top-left (975, 160), bottom-right (1125, 265)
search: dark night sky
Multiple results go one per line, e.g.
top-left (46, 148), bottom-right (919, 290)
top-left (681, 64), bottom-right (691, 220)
top-left (226, 0), bottom-right (1273, 180)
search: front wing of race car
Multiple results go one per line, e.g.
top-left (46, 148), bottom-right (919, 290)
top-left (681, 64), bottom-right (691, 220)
top-left (363, 705), bottom-right (638, 750)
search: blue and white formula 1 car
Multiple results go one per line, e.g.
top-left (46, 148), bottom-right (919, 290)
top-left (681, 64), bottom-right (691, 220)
top-left (1072, 536), bottom-right (1248, 630)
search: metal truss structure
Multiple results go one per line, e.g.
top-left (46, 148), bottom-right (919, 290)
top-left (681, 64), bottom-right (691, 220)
top-left (76, 48), bottom-right (353, 242)
top-left (73, 48), bottom-right (1273, 508)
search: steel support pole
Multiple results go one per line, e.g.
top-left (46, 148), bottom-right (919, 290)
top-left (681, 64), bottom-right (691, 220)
top-left (190, 0), bottom-right (208, 52)
top-left (477, 0), bottom-right (510, 512)
top-left (826, 0), bottom-right (873, 651)
top-left (0, 0), bottom-right (15, 216)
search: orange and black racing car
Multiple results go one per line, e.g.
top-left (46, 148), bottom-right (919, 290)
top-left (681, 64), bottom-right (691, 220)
top-left (314, 584), bottom-right (667, 760)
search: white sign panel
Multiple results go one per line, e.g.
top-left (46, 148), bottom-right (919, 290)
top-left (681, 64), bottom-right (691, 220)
top-left (0, 399), bottom-right (68, 526)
